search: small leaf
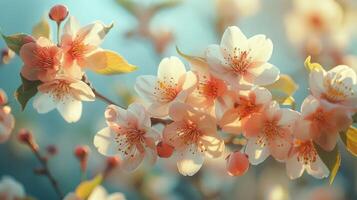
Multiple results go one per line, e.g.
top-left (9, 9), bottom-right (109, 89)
top-left (0, 32), bottom-right (33, 55)
top-left (266, 74), bottom-right (298, 109)
top-left (15, 75), bottom-right (42, 110)
top-left (314, 143), bottom-right (341, 184)
top-left (304, 56), bottom-right (324, 72)
top-left (86, 50), bottom-right (137, 75)
top-left (75, 174), bottom-right (103, 199)
top-left (340, 126), bottom-right (357, 156)
top-left (32, 16), bottom-right (51, 39)
top-left (176, 46), bottom-right (206, 67)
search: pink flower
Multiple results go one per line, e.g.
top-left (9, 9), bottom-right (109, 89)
top-left (135, 56), bottom-right (197, 117)
top-left (242, 101), bottom-right (300, 164)
top-left (285, 139), bottom-right (329, 179)
top-left (295, 95), bottom-right (352, 151)
top-left (163, 103), bottom-right (224, 176)
top-left (94, 103), bottom-right (160, 171)
top-left (33, 75), bottom-right (95, 123)
top-left (61, 16), bottom-right (107, 68)
top-left (0, 105), bottom-right (15, 143)
top-left (205, 26), bottom-right (279, 87)
top-left (218, 87), bottom-right (272, 134)
top-left (20, 37), bottom-right (62, 82)
top-left (309, 65), bottom-right (357, 111)
top-left (186, 60), bottom-right (228, 110)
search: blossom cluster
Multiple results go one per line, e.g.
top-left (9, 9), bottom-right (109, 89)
top-left (94, 26), bottom-right (357, 178)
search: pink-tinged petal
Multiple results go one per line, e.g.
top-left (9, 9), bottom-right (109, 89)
top-left (176, 145), bottom-right (205, 176)
top-left (63, 64), bottom-right (83, 79)
top-left (19, 42), bottom-right (38, 66)
top-left (294, 119), bottom-right (311, 140)
top-left (253, 87), bottom-right (272, 105)
top-left (107, 193), bottom-right (126, 200)
top-left (205, 44), bottom-right (225, 69)
top-left (309, 69), bottom-right (326, 98)
top-left (242, 113), bottom-right (264, 137)
top-left (328, 65), bottom-right (357, 83)
top-left (219, 108), bottom-right (242, 134)
top-left (285, 154), bottom-right (304, 179)
top-left (93, 127), bottom-right (118, 156)
top-left (70, 81), bottom-right (95, 101)
top-left (277, 109), bottom-right (300, 127)
top-left (105, 104), bottom-right (127, 126)
top-left (134, 75), bottom-right (157, 102)
top-left (147, 102), bottom-right (171, 118)
top-left (314, 131), bottom-right (339, 151)
top-left (249, 63), bottom-right (280, 85)
top-left (248, 35), bottom-right (273, 62)
top-left (245, 138), bottom-right (270, 165)
top-left (181, 71), bottom-right (197, 91)
top-left (163, 121), bottom-right (185, 148)
top-left (220, 26), bottom-right (247, 51)
top-left (62, 16), bottom-right (80, 37)
top-left (268, 128), bottom-right (293, 162)
top-left (127, 103), bottom-right (151, 128)
top-left (306, 157), bottom-right (329, 179)
top-left (57, 97), bottom-right (82, 123)
top-left (157, 56), bottom-right (186, 82)
top-left (168, 102), bottom-right (191, 121)
top-left (0, 107), bottom-right (15, 143)
top-left (33, 93), bottom-right (57, 113)
top-left (121, 149), bottom-right (144, 172)
top-left (200, 135), bottom-right (225, 158)
top-left (301, 95), bottom-right (320, 117)
top-left (79, 22), bottom-right (106, 47)
top-left (264, 101), bottom-right (280, 120)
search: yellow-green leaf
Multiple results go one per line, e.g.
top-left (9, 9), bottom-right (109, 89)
top-left (176, 46), bottom-right (206, 67)
top-left (314, 143), bottom-right (341, 184)
top-left (304, 56), bottom-right (324, 72)
top-left (0, 32), bottom-right (33, 55)
top-left (32, 17), bottom-right (51, 39)
top-left (265, 74), bottom-right (298, 109)
top-left (340, 126), bottom-right (357, 156)
top-left (15, 74), bottom-right (42, 111)
top-left (75, 174), bottom-right (103, 199)
top-left (86, 50), bottom-right (137, 75)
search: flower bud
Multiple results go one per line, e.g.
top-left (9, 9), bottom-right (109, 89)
top-left (157, 141), bottom-right (174, 158)
top-left (74, 145), bottom-right (89, 160)
top-left (49, 4), bottom-right (69, 24)
top-left (17, 129), bottom-right (33, 144)
top-left (46, 145), bottom-right (58, 156)
top-left (226, 152), bottom-right (249, 176)
top-left (106, 156), bottom-right (120, 169)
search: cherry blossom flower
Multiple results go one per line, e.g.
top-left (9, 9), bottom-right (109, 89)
top-left (285, 139), bottom-right (329, 179)
top-left (20, 37), bottom-right (62, 82)
top-left (135, 56), bottom-right (197, 117)
top-left (242, 101), bottom-right (300, 165)
top-left (205, 26), bottom-right (279, 87)
top-left (295, 95), bottom-right (352, 151)
top-left (309, 65), bottom-right (357, 111)
top-left (61, 16), bottom-right (108, 69)
top-left (0, 176), bottom-right (25, 200)
top-left (64, 185), bottom-right (126, 200)
top-left (218, 87), bottom-right (272, 134)
top-left (186, 60), bottom-right (227, 110)
top-left (32, 75), bottom-right (95, 123)
top-left (163, 102), bottom-right (224, 176)
top-left (94, 103), bottom-right (160, 171)
top-left (0, 89), bottom-right (15, 143)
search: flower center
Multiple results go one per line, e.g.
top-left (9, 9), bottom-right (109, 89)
top-left (295, 140), bottom-right (317, 165)
top-left (235, 97), bottom-right (261, 119)
top-left (178, 121), bottom-right (203, 146)
top-left (154, 77), bottom-right (179, 103)
top-left (198, 76), bottom-right (221, 99)
top-left (224, 48), bottom-right (252, 75)
top-left (309, 14), bottom-right (324, 31)
top-left (322, 77), bottom-right (353, 103)
top-left (68, 36), bottom-right (92, 60)
top-left (115, 126), bottom-right (146, 157)
top-left (36, 47), bottom-right (56, 70)
top-left (256, 120), bottom-right (284, 147)
top-left (49, 80), bottom-right (71, 101)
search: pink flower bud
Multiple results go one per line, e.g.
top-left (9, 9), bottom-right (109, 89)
top-left (226, 152), bottom-right (249, 176)
top-left (106, 156), bottom-right (120, 169)
top-left (49, 4), bottom-right (69, 23)
top-left (74, 145), bottom-right (89, 160)
top-left (157, 141), bottom-right (174, 158)
top-left (17, 129), bottom-right (33, 143)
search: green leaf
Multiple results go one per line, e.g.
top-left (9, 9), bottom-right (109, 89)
top-left (0, 32), bottom-right (33, 55)
top-left (75, 174), bottom-right (103, 199)
top-left (15, 75), bottom-right (42, 110)
top-left (32, 16), bottom-right (51, 39)
top-left (314, 143), bottom-right (341, 184)
top-left (85, 50), bottom-right (137, 75)
top-left (340, 126), bottom-right (357, 156)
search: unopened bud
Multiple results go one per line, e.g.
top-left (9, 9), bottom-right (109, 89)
top-left (74, 145), bottom-right (90, 172)
top-left (17, 129), bottom-right (39, 151)
top-left (46, 145), bottom-right (58, 156)
top-left (49, 4), bottom-right (69, 24)
top-left (157, 141), bottom-right (174, 158)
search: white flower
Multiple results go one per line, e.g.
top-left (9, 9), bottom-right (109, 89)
top-left (205, 26), bottom-right (279, 87)
top-left (63, 185), bottom-right (126, 200)
top-left (135, 56), bottom-right (197, 117)
top-left (33, 75), bottom-right (95, 123)
top-left (309, 65), bottom-right (357, 111)
top-left (94, 103), bottom-right (160, 171)
top-left (0, 176), bottom-right (25, 200)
